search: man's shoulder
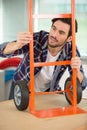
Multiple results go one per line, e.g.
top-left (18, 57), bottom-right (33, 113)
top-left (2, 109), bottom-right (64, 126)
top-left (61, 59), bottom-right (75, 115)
top-left (40, 30), bottom-right (49, 34)
top-left (34, 30), bottom-right (48, 44)
top-left (63, 42), bottom-right (80, 57)
top-left (34, 30), bottom-right (49, 37)
top-left (64, 42), bottom-right (72, 51)
top-left (33, 30), bottom-right (48, 49)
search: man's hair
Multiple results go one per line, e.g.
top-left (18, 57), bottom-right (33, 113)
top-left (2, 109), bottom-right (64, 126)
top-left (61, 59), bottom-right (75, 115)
top-left (51, 18), bottom-right (78, 37)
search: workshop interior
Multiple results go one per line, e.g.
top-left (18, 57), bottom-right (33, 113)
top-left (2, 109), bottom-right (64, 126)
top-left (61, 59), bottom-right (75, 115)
top-left (0, 0), bottom-right (87, 102)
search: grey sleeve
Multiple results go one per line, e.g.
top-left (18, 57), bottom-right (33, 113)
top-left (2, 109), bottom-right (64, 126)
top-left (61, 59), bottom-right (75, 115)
top-left (0, 42), bottom-right (8, 50)
top-left (0, 42), bottom-right (14, 58)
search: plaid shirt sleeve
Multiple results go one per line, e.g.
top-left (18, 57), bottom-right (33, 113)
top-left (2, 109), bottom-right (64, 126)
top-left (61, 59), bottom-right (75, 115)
top-left (12, 30), bottom-right (48, 84)
top-left (0, 41), bottom-right (29, 58)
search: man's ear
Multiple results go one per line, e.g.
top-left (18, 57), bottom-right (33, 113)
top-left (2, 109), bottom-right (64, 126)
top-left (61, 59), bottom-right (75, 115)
top-left (67, 36), bottom-right (72, 42)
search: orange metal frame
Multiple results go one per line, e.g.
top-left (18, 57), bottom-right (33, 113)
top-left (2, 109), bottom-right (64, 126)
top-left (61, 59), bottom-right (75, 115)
top-left (28, 0), bottom-right (87, 118)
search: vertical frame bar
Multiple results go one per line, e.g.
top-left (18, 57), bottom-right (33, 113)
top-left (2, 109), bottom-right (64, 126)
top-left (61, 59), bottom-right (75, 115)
top-left (71, 0), bottom-right (77, 106)
top-left (28, 0), bottom-right (35, 111)
top-left (28, 0), bottom-right (77, 113)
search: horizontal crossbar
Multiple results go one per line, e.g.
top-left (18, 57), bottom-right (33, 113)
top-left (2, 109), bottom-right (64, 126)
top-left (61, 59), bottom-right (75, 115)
top-left (33, 14), bottom-right (71, 19)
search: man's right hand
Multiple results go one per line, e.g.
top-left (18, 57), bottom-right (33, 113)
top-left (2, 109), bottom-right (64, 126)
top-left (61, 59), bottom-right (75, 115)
top-left (3, 32), bottom-right (32, 54)
top-left (17, 32), bottom-right (32, 49)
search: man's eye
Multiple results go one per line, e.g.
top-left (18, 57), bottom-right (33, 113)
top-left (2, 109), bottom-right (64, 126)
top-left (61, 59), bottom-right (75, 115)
top-left (52, 26), bottom-right (56, 31)
top-left (59, 31), bottom-right (65, 35)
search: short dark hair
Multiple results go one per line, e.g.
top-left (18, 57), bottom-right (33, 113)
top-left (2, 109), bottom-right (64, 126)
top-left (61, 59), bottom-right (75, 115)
top-left (51, 18), bottom-right (78, 37)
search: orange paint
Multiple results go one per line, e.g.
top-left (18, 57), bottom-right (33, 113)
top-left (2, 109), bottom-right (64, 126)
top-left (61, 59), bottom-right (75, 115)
top-left (28, 0), bottom-right (87, 118)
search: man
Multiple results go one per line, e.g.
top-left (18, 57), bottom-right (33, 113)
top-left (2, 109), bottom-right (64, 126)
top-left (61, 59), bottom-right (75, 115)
top-left (0, 18), bottom-right (87, 99)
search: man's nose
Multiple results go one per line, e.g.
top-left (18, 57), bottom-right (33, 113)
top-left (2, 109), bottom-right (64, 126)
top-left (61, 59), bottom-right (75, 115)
top-left (53, 31), bottom-right (58, 38)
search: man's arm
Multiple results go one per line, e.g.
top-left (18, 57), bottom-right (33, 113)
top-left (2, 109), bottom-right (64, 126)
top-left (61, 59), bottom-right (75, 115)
top-left (3, 32), bottom-right (32, 54)
top-left (3, 41), bottom-right (19, 54)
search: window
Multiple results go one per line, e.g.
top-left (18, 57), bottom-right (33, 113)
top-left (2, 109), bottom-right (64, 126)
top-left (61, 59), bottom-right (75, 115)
top-left (33, 0), bottom-right (87, 57)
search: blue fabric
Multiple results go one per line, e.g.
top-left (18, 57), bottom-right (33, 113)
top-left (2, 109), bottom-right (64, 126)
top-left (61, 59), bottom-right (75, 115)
top-left (5, 70), bottom-right (15, 82)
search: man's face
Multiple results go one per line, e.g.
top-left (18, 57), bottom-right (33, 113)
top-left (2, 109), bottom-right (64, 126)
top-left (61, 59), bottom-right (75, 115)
top-left (48, 20), bottom-right (71, 48)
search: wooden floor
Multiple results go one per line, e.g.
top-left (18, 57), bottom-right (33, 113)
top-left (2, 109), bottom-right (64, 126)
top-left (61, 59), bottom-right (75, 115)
top-left (0, 94), bottom-right (87, 130)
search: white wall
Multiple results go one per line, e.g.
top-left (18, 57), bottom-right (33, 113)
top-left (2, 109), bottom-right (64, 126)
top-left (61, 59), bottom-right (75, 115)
top-left (0, 0), bottom-right (3, 42)
top-left (1, 0), bottom-right (28, 43)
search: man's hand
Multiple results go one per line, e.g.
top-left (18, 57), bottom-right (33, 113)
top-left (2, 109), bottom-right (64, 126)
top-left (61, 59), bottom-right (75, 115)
top-left (71, 56), bottom-right (81, 72)
top-left (3, 32), bottom-right (32, 54)
top-left (17, 32), bottom-right (32, 49)
top-left (71, 56), bottom-right (83, 83)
